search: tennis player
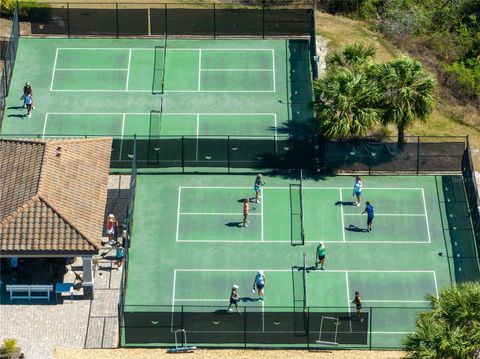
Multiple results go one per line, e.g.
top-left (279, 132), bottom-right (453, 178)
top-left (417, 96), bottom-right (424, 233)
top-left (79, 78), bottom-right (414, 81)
top-left (361, 201), bottom-right (374, 232)
top-left (253, 174), bottom-right (265, 203)
top-left (352, 291), bottom-right (363, 321)
top-left (315, 241), bottom-right (326, 270)
top-left (353, 176), bottom-right (362, 207)
top-left (243, 198), bottom-right (249, 227)
top-left (252, 270), bottom-right (266, 300)
top-left (227, 285), bottom-right (241, 313)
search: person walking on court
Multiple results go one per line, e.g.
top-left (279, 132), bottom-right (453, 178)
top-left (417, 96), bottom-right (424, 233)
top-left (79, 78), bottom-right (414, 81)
top-left (361, 201), bottom-right (374, 232)
top-left (253, 174), bottom-right (265, 203)
top-left (315, 241), bottom-right (326, 270)
top-left (252, 270), bottom-right (266, 300)
top-left (352, 291), bottom-right (363, 321)
top-left (24, 93), bottom-right (34, 118)
top-left (227, 285), bottom-right (241, 313)
top-left (22, 82), bottom-right (32, 108)
top-left (353, 176), bottom-right (362, 207)
top-left (243, 198), bottom-right (249, 227)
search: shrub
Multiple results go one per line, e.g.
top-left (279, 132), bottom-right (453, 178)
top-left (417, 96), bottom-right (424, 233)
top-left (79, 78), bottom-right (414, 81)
top-left (0, 338), bottom-right (17, 355)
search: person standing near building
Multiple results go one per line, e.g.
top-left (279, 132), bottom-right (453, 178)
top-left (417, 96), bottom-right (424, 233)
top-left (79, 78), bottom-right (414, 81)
top-left (353, 176), bottom-right (362, 207)
top-left (252, 270), bottom-right (266, 300)
top-left (315, 241), bottom-right (326, 270)
top-left (361, 201), bottom-right (375, 232)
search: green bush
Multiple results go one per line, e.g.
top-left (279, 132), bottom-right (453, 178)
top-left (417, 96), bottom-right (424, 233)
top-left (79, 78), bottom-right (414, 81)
top-left (445, 58), bottom-right (480, 99)
top-left (0, 338), bottom-right (17, 355)
top-left (1, 0), bottom-right (40, 16)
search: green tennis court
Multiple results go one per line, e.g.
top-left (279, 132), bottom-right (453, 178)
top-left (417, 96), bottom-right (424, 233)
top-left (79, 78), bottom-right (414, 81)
top-left (123, 173), bottom-right (479, 348)
top-left (1, 38), bottom-right (312, 141)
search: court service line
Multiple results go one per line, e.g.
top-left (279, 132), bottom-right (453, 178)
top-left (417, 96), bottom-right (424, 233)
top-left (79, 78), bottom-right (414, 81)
top-left (126, 49), bottom-right (132, 91)
top-left (200, 69), bottom-right (273, 72)
top-left (175, 269), bottom-right (436, 273)
top-left (339, 189), bottom-right (346, 242)
top-left (272, 49), bottom-right (276, 93)
top-left (50, 48), bottom-right (59, 92)
top-left (176, 240), bottom-right (431, 244)
top-left (180, 212), bottom-right (262, 216)
top-left (55, 68), bottom-right (128, 71)
top-left (118, 113), bottom-right (126, 161)
top-left (50, 89), bottom-right (276, 93)
top-left (45, 112), bottom-right (278, 116)
top-left (179, 186), bottom-right (425, 190)
top-left (57, 47), bottom-right (274, 51)
top-left (175, 188), bottom-right (182, 242)
top-left (343, 213), bottom-right (425, 216)
top-left (421, 189), bottom-right (432, 244)
top-left (42, 113), bottom-right (49, 138)
top-left (198, 49), bottom-right (202, 92)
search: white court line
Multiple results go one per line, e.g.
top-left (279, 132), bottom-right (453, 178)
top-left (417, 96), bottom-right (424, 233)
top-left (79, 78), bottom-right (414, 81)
top-left (55, 68), bottom-right (128, 71)
top-left (433, 271), bottom-right (439, 297)
top-left (261, 188), bottom-right (264, 242)
top-left (363, 300), bottom-right (429, 303)
top-left (179, 186), bottom-right (425, 190)
top-left (180, 212), bottom-right (262, 216)
top-left (198, 49), bottom-right (202, 92)
top-left (45, 112), bottom-right (278, 116)
top-left (49, 89), bottom-right (276, 93)
top-left (346, 271), bottom-right (352, 333)
top-left (421, 189), bottom-right (432, 243)
top-left (126, 49), bottom-right (132, 91)
top-left (175, 188), bottom-right (182, 242)
top-left (57, 47), bottom-right (274, 51)
top-left (195, 114), bottom-right (200, 162)
top-left (339, 189), bottom-right (346, 242)
top-left (176, 240), bottom-right (431, 244)
top-left (175, 299), bottom-right (227, 302)
top-left (118, 113), bottom-right (126, 161)
top-left (343, 213), bottom-right (426, 216)
top-left (50, 48), bottom-right (59, 92)
top-left (42, 113), bottom-right (49, 138)
top-left (272, 49), bottom-right (276, 93)
top-left (176, 269), bottom-right (436, 273)
top-left (170, 270), bottom-right (177, 330)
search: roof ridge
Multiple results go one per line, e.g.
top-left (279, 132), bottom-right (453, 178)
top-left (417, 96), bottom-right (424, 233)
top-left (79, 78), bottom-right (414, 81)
top-left (37, 195), bottom-right (100, 251)
top-left (0, 138), bottom-right (47, 145)
top-left (46, 137), bottom-right (113, 144)
top-left (0, 195), bottom-right (40, 230)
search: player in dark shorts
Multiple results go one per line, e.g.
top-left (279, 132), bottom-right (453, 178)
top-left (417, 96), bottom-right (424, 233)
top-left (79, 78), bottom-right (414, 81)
top-left (352, 291), bottom-right (363, 322)
top-left (227, 285), bottom-right (241, 313)
top-left (361, 201), bottom-right (374, 232)
top-left (315, 241), bottom-right (326, 270)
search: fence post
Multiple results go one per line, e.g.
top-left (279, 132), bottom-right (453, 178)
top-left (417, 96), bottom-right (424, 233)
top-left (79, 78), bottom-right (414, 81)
top-left (227, 135), bottom-right (231, 174)
top-left (369, 306), bottom-right (373, 349)
top-left (416, 136), bottom-right (420, 175)
top-left (181, 136), bottom-right (185, 173)
top-left (243, 306), bottom-right (247, 348)
top-left (67, 3), bottom-right (70, 38)
top-left (213, 3), bottom-right (216, 40)
top-left (116, 3), bottom-right (119, 39)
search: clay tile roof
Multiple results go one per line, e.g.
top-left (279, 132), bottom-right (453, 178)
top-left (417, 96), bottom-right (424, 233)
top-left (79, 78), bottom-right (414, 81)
top-left (0, 138), bottom-right (112, 255)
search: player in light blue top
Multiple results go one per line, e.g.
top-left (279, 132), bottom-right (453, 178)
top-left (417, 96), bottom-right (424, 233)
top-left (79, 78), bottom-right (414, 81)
top-left (353, 176), bottom-right (362, 207)
top-left (252, 270), bottom-right (266, 300)
top-left (254, 174), bottom-right (265, 203)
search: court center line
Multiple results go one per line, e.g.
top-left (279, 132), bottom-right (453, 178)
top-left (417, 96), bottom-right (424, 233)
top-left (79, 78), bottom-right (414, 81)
top-left (118, 113), bottom-right (126, 161)
top-left (421, 188), bottom-right (432, 243)
top-left (198, 49), bottom-right (202, 92)
top-left (55, 68), bottom-right (128, 71)
top-left (175, 188), bottom-right (182, 242)
top-left (339, 189), bottom-right (346, 242)
top-left (272, 49), bottom-right (276, 93)
top-left (345, 272), bottom-right (352, 333)
top-left (171, 270), bottom-right (177, 331)
top-left (261, 188), bottom-right (264, 242)
top-left (50, 48), bottom-right (59, 92)
top-left (343, 213), bottom-right (426, 216)
top-left (126, 49), bottom-right (132, 91)
top-left (42, 113), bottom-right (49, 138)
top-left (180, 212), bottom-right (262, 216)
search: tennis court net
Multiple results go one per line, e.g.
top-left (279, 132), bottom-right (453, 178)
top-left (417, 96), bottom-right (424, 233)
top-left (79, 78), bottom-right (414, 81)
top-left (300, 170), bottom-right (306, 245)
top-left (153, 35), bottom-right (167, 94)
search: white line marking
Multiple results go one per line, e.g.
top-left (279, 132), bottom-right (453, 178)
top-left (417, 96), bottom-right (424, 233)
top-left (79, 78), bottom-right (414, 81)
top-left (262, 301), bottom-right (265, 332)
top-left (179, 186), bottom-right (426, 191)
top-left (346, 271), bottom-right (352, 333)
top-left (42, 113), bottom-right (49, 138)
top-left (50, 48), bottom-right (59, 91)
top-left (175, 240), bottom-right (431, 243)
top-left (55, 68), bottom-right (128, 71)
top-left (421, 189), bottom-right (432, 243)
top-left (57, 47), bottom-right (274, 51)
top-left (196, 114), bottom-right (200, 162)
top-left (198, 49), bottom-right (202, 92)
top-left (119, 113), bottom-right (126, 161)
top-left (363, 300), bottom-right (430, 303)
top-left (180, 212), bottom-right (262, 216)
top-left (261, 188), bottom-right (264, 242)
top-left (126, 49), bottom-right (132, 91)
top-left (339, 189), bottom-right (345, 242)
top-left (175, 299), bottom-right (228, 302)
top-left (175, 269), bottom-right (436, 273)
top-left (171, 270), bottom-right (177, 330)
top-left (175, 188), bottom-right (182, 242)
top-left (272, 49), bottom-right (276, 93)
top-left (50, 89), bottom-right (276, 93)
top-left (433, 271), bottom-right (439, 298)
top-left (45, 112), bottom-right (278, 116)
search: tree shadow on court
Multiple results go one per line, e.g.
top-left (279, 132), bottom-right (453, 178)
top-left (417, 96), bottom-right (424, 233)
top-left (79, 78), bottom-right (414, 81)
top-left (345, 224), bottom-right (368, 233)
top-left (225, 222), bottom-right (243, 228)
top-left (335, 200), bottom-right (356, 207)
top-left (240, 297), bottom-right (261, 303)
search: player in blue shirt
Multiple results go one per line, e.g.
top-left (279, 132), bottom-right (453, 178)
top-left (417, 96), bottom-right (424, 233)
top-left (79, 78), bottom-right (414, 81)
top-left (361, 201), bottom-right (374, 232)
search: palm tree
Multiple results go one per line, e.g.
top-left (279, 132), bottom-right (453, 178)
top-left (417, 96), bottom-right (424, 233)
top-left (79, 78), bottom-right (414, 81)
top-left (313, 68), bottom-right (382, 139)
top-left (402, 282), bottom-right (480, 359)
top-left (378, 57), bottom-right (437, 143)
top-left (326, 42), bottom-right (376, 69)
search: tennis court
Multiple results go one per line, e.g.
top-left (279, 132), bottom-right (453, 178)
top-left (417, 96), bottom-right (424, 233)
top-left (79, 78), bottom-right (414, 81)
top-left (123, 172), bottom-right (478, 348)
top-left (1, 38), bottom-right (312, 142)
